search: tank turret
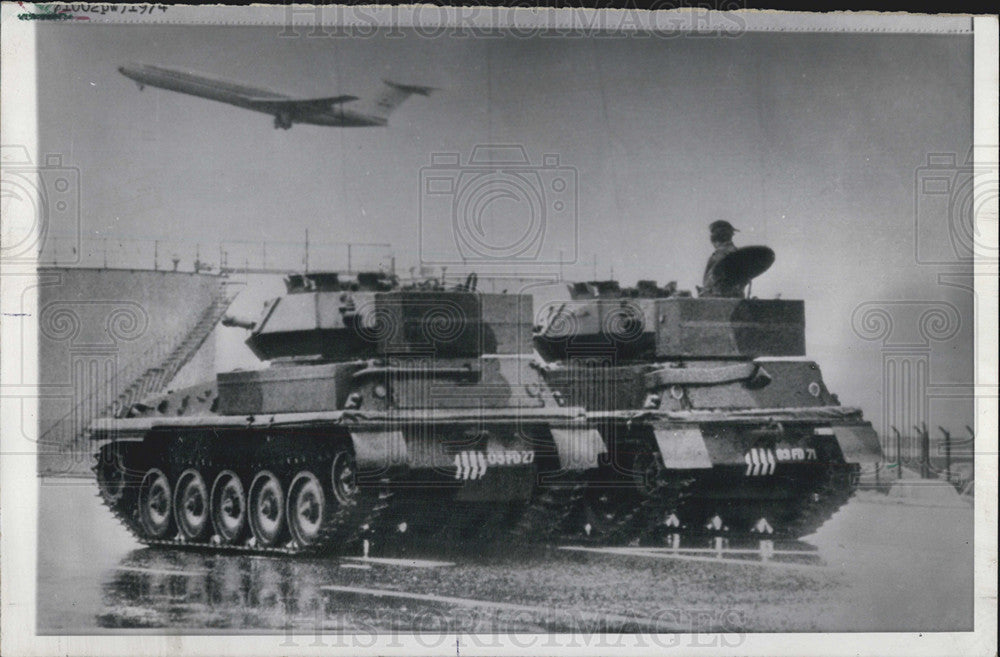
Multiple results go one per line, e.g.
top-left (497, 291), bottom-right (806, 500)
top-left (214, 272), bottom-right (541, 415)
top-left (236, 270), bottom-right (396, 361)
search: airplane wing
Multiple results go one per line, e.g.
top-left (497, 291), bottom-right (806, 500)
top-left (245, 95), bottom-right (359, 114)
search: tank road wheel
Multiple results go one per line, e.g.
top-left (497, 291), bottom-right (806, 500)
top-left (249, 470), bottom-right (287, 547)
top-left (331, 451), bottom-right (359, 507)
top-left (173, 469), bottom-right (211, 541)
top-left (138, 468), bottom-right (174, 539)
top-left (95, 444), bottom-right (129, 504)
top-left (211, 470), bottom-right (248, 545)
top-left (287, 471), bottom-right (328, 548)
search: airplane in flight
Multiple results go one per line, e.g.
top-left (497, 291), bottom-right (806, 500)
top-left (118, 62), bottom-right (434, 129)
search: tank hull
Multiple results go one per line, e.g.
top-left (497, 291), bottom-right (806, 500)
top-left (91, 404), bottom-right (877, 551)
top-left (91, 406), bottom-right (605, 554)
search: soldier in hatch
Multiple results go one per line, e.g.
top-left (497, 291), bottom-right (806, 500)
top-left (700, 220), bottom-right (745, 298)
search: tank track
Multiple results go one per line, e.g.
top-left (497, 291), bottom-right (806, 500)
top-left (94, 440), bottom-right (392, 557)
top-left (776, 462), bottom-right (859, 538)
top-left (502, 462), bottom-right (858, 545)
top-left (570, 465), bottom-right (859, 545)
top-left (510, 481), bottom-right (588, 542)
top-left (94, 437), bottom-right (860, 553)
top-left (366, 478), bottom-right (589, 551)
top-left (676, 463), bottom-right (860, 540)
top-left (572, 476), bottom-right (696, 545)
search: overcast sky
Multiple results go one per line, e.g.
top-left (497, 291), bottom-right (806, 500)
top-left (37, 25), bottom-right (974, 432)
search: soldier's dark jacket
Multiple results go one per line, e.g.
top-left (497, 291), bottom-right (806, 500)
top-left (701, 240), bottom-right (743, 298)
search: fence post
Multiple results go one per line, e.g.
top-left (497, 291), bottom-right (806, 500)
top-left (922, 422), bottom-right (931, 479)
top-left (891, 426), bottom-right (902, 479)
top-left (913, 423), bottom-right (929, 479)
top-left (939, 426), bottom-right (951, 485)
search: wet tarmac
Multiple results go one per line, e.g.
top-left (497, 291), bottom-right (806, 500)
top-left (37, 477), bottom-right (973, 635)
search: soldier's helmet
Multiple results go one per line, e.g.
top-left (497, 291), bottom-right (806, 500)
top-left (709, 220), bottom-right (738, 241)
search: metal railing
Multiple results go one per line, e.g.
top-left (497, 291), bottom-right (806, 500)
top-left (37, 235), bottom-right (394, 275)
top-left (877, 423), bottom-right (975, 489)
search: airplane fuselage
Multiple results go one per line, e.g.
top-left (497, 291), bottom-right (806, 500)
top-left (118, 63), bottom-right (386, 127)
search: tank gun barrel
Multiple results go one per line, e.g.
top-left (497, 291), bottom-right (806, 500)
top-left (221, 315), bottom-right (256, 330)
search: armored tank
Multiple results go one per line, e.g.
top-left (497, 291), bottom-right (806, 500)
top-left (533, 247), bottom-right (881, 543)
top-left (90, 271), bottom-right (605, 554)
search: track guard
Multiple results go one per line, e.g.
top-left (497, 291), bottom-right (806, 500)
top-left (549, 427), bottom-right (606, 472)
top-left (832, 424), bottom-right (881, 464)
top-left (349, 428), bottom-right (408, 475)
top-left (652, 426), bottom-right (713, 469)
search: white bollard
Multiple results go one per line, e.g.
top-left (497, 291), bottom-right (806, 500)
top-left (362, 539), bottom-right (370, 559)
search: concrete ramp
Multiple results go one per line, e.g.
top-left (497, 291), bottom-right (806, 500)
top-left (886, 480), bottom-right (968, 507)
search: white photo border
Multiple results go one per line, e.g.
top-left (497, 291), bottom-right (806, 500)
top-left (1, 5), bottom-right (996, 656)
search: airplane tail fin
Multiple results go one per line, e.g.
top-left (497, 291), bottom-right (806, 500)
top-left (358, 79), bottom-right (436, 121)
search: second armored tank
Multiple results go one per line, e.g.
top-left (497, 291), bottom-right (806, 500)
top-left (532, 249), bottom-right (881, 543)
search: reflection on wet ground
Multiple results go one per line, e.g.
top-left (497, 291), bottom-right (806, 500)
top-left (97, 537), bottom-right (823, 633)
top-left (98, 540), bottom-right (823, 633)
top-left (39, 479), bottom-right (974, 634)
top-left (101, 550), bottom-right (327, 630)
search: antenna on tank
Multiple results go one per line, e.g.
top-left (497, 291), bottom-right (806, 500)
top-left (304, 229), bottom-right (310, 273)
